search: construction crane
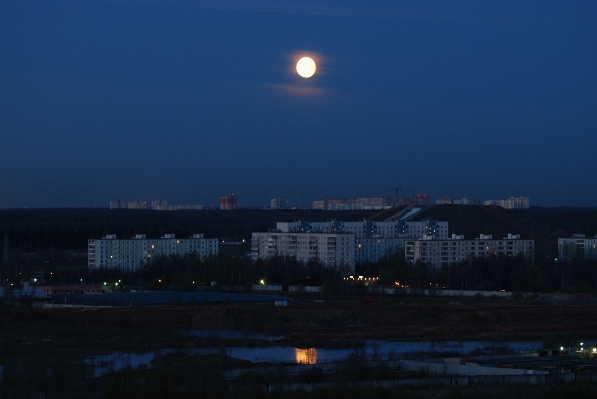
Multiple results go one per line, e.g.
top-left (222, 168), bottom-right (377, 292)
top-left (387, 186), bottom-right (402, 207)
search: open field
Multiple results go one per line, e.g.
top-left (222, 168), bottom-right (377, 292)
top-left (4, 295), bottom-right (597, 397)
top-left (4, 295), bottom-right (597, 347)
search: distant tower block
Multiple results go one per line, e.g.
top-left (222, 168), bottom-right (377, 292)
top-left (220, 194), bottom-right (237, 210)
top-left (271, 198), bottom-right (288, 209)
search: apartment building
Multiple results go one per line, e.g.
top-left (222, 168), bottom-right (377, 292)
top-left (356, 238), bottom-right (406, 264)
top-left (405, 234), bottom-right (534, 269)
top-left (220, 194), bottom-right (237, 210)
top-left (88, 234), bottom-right (218, 272)
top-left (484, 197), bottom-right (530, 209)
top-left (251, 232), bottom-right (355, 274)
top-left (271, 198), bottom-right (288, 209)
top-left (558, 234), bottom-right (597, 261)
top-left (276, 220), bottom-right (449, 239)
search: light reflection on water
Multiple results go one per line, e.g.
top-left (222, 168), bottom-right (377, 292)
top-left (296, 348), bottom-right (317, 364)
top-left (85, 339), bottom-right (543, 377)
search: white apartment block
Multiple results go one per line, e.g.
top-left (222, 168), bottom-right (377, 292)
top-left (271, 198), bottom-right (288, 209)
top-left (251, 232), bottom-right (355, 274)
top-left (558, 234), bottom-right (597, 261)
top-left (276, 220), bottom-right (449, 239)
top-left (484, 197), bottom-right (530, 209)
top-left (356, 238), bottom-right (406, 264)
top-left (88, 234), bottom-right (218, 272)
top-left (152, 200), bottom-right (168, 210)
top-left (311, 197), bottom-right (390, 210)
top-left (436, 197), bottom-right (480, 205)
top-left (405, 234), bottom-right (534, 269)
top-left (128, 200), bottom-right (150, 209)
top-left (109, 200), bottom-right (127, 209)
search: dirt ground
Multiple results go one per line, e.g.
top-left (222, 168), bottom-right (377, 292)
top-left (18, 295), bottom-right (597, 343)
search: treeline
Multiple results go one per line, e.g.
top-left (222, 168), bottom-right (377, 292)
top-left (7, 245), bottom-right (597, 293)
top-left (514, 207), bottom-right (597, 237)
top-left (86, 246), bottom-right (596, 294)
top-left (0, 208), bottom-right (378, 252)
top-left (88, 253), bottom-right (344, 292)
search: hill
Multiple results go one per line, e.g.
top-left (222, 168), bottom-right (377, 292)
top-left (0, 208), bottom-right (379, 252)
top-left (410, 205), bottom-right (597, 243)
top-left (410, 204), bottom-right (551, 242)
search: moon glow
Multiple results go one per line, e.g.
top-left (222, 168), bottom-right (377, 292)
top-left (296, 57), bottom-right (316, 78)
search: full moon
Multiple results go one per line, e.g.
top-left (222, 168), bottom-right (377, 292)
top-left (296, 57), bottom-right (316, 78)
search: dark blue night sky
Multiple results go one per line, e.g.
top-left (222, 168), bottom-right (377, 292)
top-left (1, 1), bottom-right (596, 208)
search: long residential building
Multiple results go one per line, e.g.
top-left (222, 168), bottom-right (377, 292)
top-left (405, 234), bottom-right (534, 270)
top-left (275, 220), bottom-right (449, 239)
top-left (484, 197), bottom-right (530, 209)
top-left (558, 234), bottom-right (597, 261)
top-left (88, 234), bottom-right (218, 272)
top-left (251, 232), bottom-right (355, 274)
top-left (356, 238), bottom-right (406, 264)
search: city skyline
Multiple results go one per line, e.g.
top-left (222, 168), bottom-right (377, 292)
top-left (1, 1), bottom-right (596, 208)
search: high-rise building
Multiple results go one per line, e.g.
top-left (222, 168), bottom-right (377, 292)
top-left (127, 200), bottom-right (149, 209)
top-left (109, 200), bottom-right (127, 209)
top-left (271, 198), bottom-right (288, 209)
top-left (152, 200), bottom-right (168, 210)
top-left (251, 232), bottom-right (355, 274)
top-left (220, 194), bottom-right (237, 210)
top-left (405, 234), bottom-right (534, 269)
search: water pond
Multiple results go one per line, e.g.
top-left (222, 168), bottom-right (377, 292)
top-left (85, 336), bottom-right (543, 377)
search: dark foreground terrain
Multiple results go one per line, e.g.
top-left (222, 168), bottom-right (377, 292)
top-left (3, 294), bottom-right (597, 398)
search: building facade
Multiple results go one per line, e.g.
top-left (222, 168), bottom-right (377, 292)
top-left (436, 197), bottom-right (480, 205)
top-left (484, 197), bottom-right (530, 209)
top-left (88, 234), bottom-right (218, 272)
top-left (271, 198), bottom-right (288, 209)
top-left (356, 238), bottom-right (406, 264)
top-left (220, 194), bottom-right (237, 210)
top-left (109, 200), bottom-right (127, 209)
top-left (405, 234), bottom-right (534, 269)
top-left (251, 232), bottom-right (355, 274)
top-left (127, 200), bottom-right (150, 209)
top-left (558, 234), bottom-right (597, 261)
top-left (152, 200), bottom-right (168, 210)
top-left (275, 220), bottom-right (449, 239)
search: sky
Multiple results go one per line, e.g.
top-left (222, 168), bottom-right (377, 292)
top-left (1, 0), bottom-right (596, 208)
